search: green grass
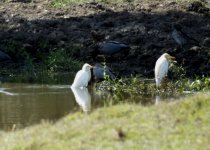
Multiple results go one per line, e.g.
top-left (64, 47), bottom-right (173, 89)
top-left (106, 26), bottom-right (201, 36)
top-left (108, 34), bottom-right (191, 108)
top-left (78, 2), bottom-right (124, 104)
top-left (97, 76), bottom-right (210, 97)
top-left (175, 0), bottom-right (197, 4)
top-left (0, 93), bottom-right (210, 150)
top-left (49, 0), bottom-right (149, 8)
top-left (50, 0), bottom-right (200, 8)
top-left (51, 0), bottom-right (87, 7)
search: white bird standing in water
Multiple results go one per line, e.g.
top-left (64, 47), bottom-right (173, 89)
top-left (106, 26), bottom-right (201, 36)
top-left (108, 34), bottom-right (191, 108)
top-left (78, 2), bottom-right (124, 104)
top-left (155, 53), bottom-right (175, 87)
top-left (71, 63), bottom-right (94, 88)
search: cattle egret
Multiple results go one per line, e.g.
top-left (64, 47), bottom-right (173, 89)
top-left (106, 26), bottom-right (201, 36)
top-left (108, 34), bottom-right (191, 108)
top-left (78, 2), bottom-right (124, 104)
top-left (155, 53), bottom-right (175, 87)
top-left (71, 63), bottom-right (94, 88)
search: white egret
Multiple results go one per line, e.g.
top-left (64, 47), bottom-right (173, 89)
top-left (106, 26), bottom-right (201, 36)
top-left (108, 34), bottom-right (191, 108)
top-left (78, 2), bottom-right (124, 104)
top-left (155, 53), bottom-right (175, 87)
top-left (71, 63), bottom-right (94, 88)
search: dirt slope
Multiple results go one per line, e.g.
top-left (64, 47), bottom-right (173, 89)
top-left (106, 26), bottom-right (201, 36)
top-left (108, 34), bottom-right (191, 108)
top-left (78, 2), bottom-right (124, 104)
top-left (0, 0), bottom-right (209, 77)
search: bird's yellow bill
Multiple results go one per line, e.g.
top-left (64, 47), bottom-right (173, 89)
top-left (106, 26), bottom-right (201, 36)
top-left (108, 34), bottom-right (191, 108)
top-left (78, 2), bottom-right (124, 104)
top-left (89, 65), bottom-right (96, 69)
top-left (169, 56), bottom-right (176, 60)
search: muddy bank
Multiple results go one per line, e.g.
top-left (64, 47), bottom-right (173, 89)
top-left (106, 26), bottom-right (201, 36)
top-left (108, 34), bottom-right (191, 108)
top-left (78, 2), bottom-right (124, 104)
top-left (0, 0), bottom-right (209, 78)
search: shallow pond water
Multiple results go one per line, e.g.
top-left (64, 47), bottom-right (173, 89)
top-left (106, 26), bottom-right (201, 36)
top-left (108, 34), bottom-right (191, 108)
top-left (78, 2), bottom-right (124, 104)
top-left (0, 82), bottom-right (190, 131)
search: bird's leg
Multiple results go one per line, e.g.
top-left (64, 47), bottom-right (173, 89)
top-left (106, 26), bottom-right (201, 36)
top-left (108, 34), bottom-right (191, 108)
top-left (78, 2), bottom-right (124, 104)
top-left (161, 76), bottom-right (169, 88)
top-left (164, 76), bottom-right (169, 82)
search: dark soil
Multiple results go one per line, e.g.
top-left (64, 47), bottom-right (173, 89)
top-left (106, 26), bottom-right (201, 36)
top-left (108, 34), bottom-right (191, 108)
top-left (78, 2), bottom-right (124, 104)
top-left (0, 0), bottom-right (209, 78)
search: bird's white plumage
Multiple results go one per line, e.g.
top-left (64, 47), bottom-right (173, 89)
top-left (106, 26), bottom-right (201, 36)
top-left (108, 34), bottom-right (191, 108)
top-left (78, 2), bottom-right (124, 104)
top-left (155, 53), bottom-right (173, 87)
top-left (71, 63), bottom-right (92, 88)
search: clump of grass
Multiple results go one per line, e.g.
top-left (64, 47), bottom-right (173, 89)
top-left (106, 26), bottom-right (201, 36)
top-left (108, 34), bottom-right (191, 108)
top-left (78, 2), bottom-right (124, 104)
top-left (51, 0), bottom-right (136, 8)
top-left (51, 0), bottom-right (87, 8)
top-left (175, 0), bottom-right (206, 4)
top-left (45, 48), bottom-right (81, 73)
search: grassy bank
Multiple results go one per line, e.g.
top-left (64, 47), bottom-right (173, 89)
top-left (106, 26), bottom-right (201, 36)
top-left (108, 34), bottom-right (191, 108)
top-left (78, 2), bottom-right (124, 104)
top-left (0, 93), bottom-right (210, 150)
top-left (50, 0), bottom-right (198, 8)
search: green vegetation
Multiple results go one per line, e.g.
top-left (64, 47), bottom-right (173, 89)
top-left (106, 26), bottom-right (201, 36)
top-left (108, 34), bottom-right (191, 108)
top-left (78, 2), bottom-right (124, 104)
top-left (95, 76), bottom-right (210, 107)
top-left (0, 39), bottom-right (82, 83)
top-left (2, 38), bottom-right (81, 72)
top-left (0, 93), bottom-right (209, 150)
top-left (175, 0), bottom-right (188, 2)
top-left (97, 62), bottom-right (210, 98)
top-left (50, 0), bottom-right (144, 8)
top-left (175, 0), bottom-right (197, 4)
top-left (45, 47), bottom-right (81, 73)
top-left (50, 0), bottom-right (200, 8)
top-left (51, 0), bottom-right (86, 7)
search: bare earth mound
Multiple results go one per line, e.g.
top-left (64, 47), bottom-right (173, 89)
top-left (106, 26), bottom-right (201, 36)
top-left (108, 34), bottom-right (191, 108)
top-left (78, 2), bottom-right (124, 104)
top-left (0, 0), bottom-right (209, 77)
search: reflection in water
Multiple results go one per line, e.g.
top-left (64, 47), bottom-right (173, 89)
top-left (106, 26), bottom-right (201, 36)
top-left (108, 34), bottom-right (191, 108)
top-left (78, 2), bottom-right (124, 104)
top-left (71, 87), bottom-right (91, 113)
top-left (0, 83), bottom-right (191, 131)
top-left (0, 88), bottom-right (16, 96)
top-left (155, 95), bottom-right (160, 105)
top-left (0, 83), bottom-right (76, 130)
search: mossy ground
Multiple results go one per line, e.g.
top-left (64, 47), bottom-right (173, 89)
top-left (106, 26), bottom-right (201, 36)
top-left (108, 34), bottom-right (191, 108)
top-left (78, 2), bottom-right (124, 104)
top-left (0, 93), bottom-right (210, 150)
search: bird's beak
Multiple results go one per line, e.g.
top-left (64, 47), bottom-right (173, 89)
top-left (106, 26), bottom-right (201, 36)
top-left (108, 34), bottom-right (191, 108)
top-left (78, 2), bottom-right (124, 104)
top-left (169, 56), bottom-right (177, 63)
top-left (169, 56), bottom-right (176, 61)
top-left (90, 65), bottom-right (96, 69)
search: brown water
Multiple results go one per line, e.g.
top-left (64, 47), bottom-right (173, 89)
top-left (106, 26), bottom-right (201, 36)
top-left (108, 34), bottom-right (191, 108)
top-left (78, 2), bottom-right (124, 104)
top-left (0, 82), bottom-right (187, 131)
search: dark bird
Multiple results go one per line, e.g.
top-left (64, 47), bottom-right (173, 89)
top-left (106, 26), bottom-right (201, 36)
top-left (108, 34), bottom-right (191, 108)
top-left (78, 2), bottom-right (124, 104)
top-left (99, 41), bottom-right (130, 56)
top-left (172, 28), bottom-right (187, 47)
top-left (92, 63), bottom-right (116, 81)
top-left (171, 24), bottom-right (200, 48)
top-left (0, 50), bottom-right (11, 61)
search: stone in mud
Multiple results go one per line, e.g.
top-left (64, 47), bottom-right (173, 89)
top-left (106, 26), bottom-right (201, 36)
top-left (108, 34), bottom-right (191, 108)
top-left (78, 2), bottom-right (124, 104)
top-left (202, 37), bottom-right (210, 47)
top-left (189, 46), bottom-right (202, 52)
top-left (100, 21), bottom-right (115, 27)
top-left (91, 30), bottom-right (105, 42)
